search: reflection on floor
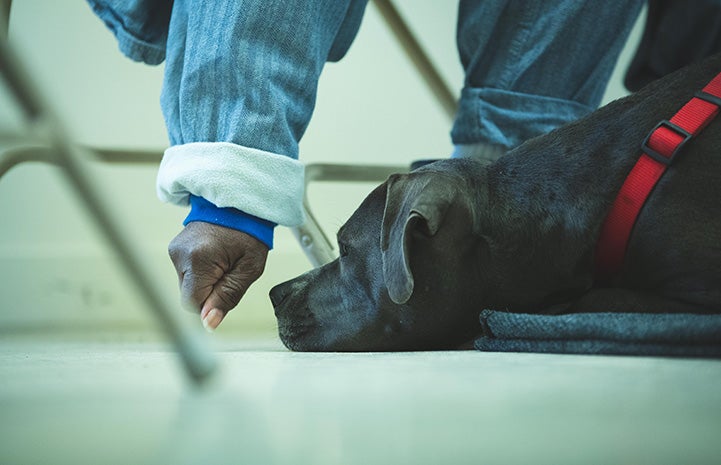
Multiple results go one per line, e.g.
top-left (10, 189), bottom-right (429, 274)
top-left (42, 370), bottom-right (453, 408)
top-left (1, 334), bottom-right (720, 465)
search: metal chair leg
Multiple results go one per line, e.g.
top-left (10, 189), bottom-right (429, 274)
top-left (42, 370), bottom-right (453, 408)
top-left (290, 163), bottom-right (407, 267)
top-left (372, 0), bottom-right (457, 121)
top-left (0, 33), bottom-right (217, 385)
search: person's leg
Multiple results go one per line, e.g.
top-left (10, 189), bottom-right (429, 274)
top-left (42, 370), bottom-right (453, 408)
top-left (88, 0), bottom-right (366, 160)
top-left (157, 0), bottom-right (369, 228)
top-left (89, 0), bottom-right (368, 227)
top-left (161, 0), bottom-right (368, 158)
top-left (452, 0), bottom-right (644, 161)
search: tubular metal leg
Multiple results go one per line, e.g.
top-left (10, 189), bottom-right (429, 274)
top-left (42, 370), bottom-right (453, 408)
top-left (0, 136), bottom-right (56, 178)
top-left (291, 1), bottom-right (457, 269)
top-left (0, 0), bottom-right (10, 39)
top-left (0, 138), bottom-right (164, 179)
top-left (290, 164), bottom-right (407, 267)
top-left (0, 33), bottom-right (217, 385)
top-left (372, 0), bottom-right (458, 121)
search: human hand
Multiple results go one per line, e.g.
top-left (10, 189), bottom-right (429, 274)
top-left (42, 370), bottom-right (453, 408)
top-left (168, 222), bottom-right (269, 331)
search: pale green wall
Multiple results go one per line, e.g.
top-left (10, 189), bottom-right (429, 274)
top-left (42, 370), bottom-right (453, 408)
top-left (0, 1), bottom-right (644, 336)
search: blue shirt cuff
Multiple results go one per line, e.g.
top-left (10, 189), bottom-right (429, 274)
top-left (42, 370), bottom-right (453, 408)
top-left (184, 195), bottom-right (276, 249)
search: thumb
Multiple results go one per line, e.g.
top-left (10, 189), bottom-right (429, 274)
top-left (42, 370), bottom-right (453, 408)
top-left (199, 285), bottom-right (237, 332)
top-left (198, 284), bottom-right (238, 333)
top-left (200, 306), bottom-right (226, 333)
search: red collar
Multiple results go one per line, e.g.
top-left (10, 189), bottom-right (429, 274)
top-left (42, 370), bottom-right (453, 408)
top-left (595, 70), bottom-right (721, 280)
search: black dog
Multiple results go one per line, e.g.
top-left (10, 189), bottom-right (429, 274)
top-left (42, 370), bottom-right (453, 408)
top-left (270, 54), bottom-right (721, 352)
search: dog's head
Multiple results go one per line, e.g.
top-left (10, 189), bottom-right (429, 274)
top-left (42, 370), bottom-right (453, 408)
top-left (270, 166), bottom-right (488, 351)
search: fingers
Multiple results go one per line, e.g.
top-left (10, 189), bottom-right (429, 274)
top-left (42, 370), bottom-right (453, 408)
top-left (202, 258), bottom-right (264, 311)
top-left (200, 250), bottom-right (268, 331)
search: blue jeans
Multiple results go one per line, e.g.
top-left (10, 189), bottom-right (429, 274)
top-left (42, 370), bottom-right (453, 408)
top-left (88, 0), bottom-right (643, 243)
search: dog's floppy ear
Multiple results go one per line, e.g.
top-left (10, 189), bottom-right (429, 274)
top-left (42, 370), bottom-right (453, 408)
top-left (380, 173), bottom-right (459, 304)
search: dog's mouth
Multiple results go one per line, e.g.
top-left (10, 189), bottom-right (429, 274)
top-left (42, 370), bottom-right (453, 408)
top-left (276, 310), bottom-right (318, 351)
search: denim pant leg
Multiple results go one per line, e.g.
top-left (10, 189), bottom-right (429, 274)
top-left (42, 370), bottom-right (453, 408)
top-left (88, 0), bottom-right (368, 158)
top-left (161, 0), bottom-right (369, 159)
top-left (88, 0), bottom-right (369, 227)
top-left (452, 0), bottom-right (645, 151)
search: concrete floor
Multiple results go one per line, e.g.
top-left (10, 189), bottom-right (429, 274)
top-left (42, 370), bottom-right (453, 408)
top-left (1, 334), bottom-right (720, 465)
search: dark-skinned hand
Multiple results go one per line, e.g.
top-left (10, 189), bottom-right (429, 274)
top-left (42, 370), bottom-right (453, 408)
top-left (168, 221), bottom-right (268, 331)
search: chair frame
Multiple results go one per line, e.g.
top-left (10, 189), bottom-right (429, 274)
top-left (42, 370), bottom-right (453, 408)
top-left (0, 0), bottom-right (456, 380)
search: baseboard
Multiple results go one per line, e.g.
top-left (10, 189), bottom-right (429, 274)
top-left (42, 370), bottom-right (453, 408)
top-left (0, 243), bottom-right (312, 337)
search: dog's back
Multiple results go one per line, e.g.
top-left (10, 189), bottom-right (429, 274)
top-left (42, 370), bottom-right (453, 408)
top-left (491, 53), bottom-right (721, 312)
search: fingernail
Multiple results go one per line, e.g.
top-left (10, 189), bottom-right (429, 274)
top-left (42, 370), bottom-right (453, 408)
top-left (202, 308), bottom-right (223, 332)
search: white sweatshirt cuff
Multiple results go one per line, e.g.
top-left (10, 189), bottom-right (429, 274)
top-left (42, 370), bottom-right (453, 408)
top-left (156, 142), bottom-right (305, 226)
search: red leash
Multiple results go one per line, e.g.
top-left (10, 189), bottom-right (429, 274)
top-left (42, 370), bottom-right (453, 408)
top-left (595, 70), bottom-right (721, 280)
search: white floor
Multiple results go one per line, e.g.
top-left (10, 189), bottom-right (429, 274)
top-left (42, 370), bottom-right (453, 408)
top-left (1, 333), bottom-right (720, 465)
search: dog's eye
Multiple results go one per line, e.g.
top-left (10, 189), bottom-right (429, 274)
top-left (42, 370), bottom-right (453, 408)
top-left (338, 242), bottom-right (349, 257)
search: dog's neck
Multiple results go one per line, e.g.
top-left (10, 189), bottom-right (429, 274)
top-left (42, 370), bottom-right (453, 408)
top-left (469, 55), bottom-right (721, 311)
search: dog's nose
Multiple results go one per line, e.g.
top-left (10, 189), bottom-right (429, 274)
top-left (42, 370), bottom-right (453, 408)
top-left (269, 281), bottom-right (292, 315)
top-left (269, 284), bottom-right (286, 308)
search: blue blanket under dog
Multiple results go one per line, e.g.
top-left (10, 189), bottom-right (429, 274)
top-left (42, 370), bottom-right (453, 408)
top-left (475, 310), bottom-right (721, 357)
